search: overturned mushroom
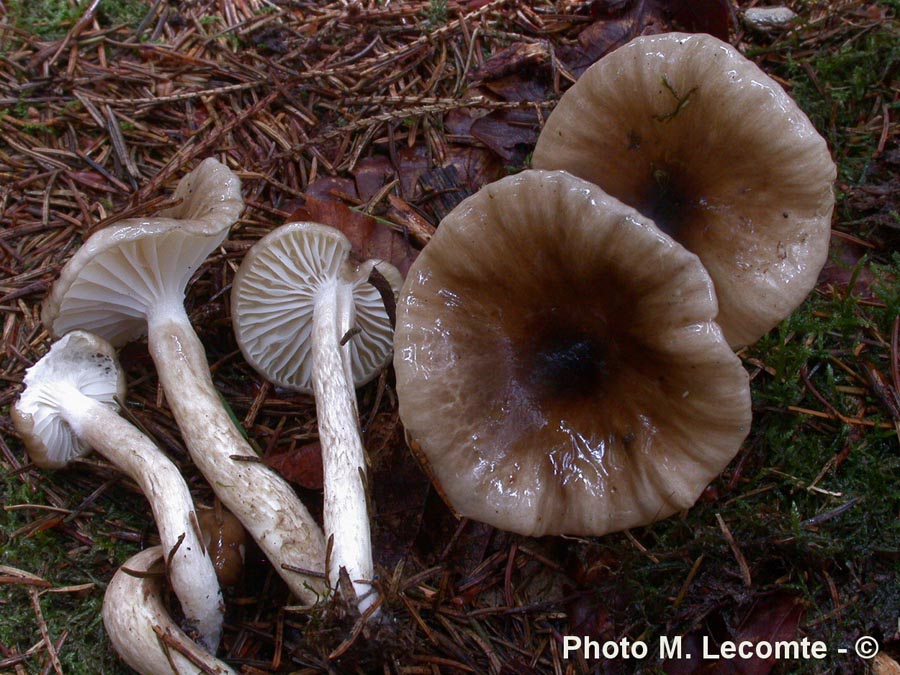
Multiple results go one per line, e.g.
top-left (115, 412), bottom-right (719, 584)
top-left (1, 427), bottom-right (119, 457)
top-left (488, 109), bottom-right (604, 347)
top-left (532, 32), bottom-right (835, 347)
top-left (231, 222), bottom-right (401, 615)
top-left (11, 331), bottom-right (223, 651)
top-left (41, 159), bottom-right (327, 603)
top-left (394, 170), bottom-right (752, 537)
top-left (103, 546), bottom-right (236, 675)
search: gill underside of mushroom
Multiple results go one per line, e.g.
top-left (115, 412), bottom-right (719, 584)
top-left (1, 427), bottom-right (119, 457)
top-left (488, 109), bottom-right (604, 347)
top-left (57, 384), bottom-right (223, 652)
top-left (312, 277), bottom-right (378, 613)
top-left (103, 547), bottom-right (237, 675)
top-left (147, 308), bottom-right (328, 604)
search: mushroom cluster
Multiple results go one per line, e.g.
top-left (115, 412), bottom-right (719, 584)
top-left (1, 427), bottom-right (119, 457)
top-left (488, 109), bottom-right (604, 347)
top-left (394, 32), bottom-right (834, 537)
top-left (11, 29), bottom-right (837, 671)
top-left (40, 158), bottom-right (328, 605)
top-left (15, 159), bottom-right (333, 670)
top-left (40, 159), bottom-right (328, 606)
top-left (17, 156), bottom-right (406, 671)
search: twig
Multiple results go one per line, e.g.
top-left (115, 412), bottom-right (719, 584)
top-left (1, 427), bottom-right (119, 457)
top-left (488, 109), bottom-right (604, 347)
top-left (28, 587), bottom-right (64, 675)
top-left (801, 497), bottom-right (863, 528)
top-left (44, 0), bottom-right (102, 70)
top-left (716, 513), bottom-right (751, 588)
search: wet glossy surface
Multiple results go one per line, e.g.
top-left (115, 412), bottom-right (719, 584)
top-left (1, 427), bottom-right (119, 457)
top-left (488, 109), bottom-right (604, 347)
top-left (394, 170), bottom-right (753, 536)
top-left (532, 32), bottom-right (835, 347)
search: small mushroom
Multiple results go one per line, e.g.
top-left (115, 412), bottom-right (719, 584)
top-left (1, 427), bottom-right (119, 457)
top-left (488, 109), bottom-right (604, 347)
top-left (532, 32), bottom-right (835, 347)
top-left (103, 546), bottom-right (237, 675)
top-left (41, 159), bottom-right (328, 603)
top-left (197, 506), bottom-right (248, 588)
top-left (231, 222), bottom-right (401, 614)
top-left (743, 7), bottom-right (798, 32)
top-left (11, 331), bottom-right (223, 651)
top-left (394, 170), bottom-right (752, 537)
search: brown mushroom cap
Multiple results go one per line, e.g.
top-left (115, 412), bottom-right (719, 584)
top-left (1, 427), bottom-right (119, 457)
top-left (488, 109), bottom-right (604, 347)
top-left (394, 170), bottom-right (752, 537)
top-left (532, 32), bottom-right (835, 347)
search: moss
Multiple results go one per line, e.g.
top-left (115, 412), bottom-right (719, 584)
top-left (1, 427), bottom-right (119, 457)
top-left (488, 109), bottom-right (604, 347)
top-left (6, 0), bottom-right (149, 39)
top-left (425, 0), bottom-right (449, 28)
top-left (96, 0), bottom-right (148, 29)
top-left (5, 0), bottom-right (80, 40)
top-left (0, 473), bottom-right (139, 675)
top-left (778, 21), bottom-right (900, 182)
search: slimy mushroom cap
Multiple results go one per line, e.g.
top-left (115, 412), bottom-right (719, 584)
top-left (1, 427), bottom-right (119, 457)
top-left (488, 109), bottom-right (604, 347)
top-left (394, 170), bottom-right (752, 537)
top-left (532, 32), bottom-right (835, 347)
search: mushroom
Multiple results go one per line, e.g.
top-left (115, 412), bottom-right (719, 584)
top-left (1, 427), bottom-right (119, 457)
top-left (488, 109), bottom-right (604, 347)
top-left (231, 222), bottom-right (401, 614)
top-left (393, 170), bottom-right (752, 537)
top-left (41, 159), bottom-right (328, 603)
top-left (532, 32), bottom-right (835, 347)
top-left (11, 330), bottom-right (223, 651)
top-left (103, 546), bottom-right (237, 675)
top-left (197, 506), bottom-right (248, 588)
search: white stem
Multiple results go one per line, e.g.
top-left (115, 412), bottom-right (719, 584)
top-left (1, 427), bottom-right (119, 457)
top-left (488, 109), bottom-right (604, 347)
top-left (147, 307), bottom-right (328, 603)
top-left (103, 547), bottom-right (237, 675)
top-left (62, 386), bottom-right (223, 652)
top-left (311, 280), bottom-right (378, 614)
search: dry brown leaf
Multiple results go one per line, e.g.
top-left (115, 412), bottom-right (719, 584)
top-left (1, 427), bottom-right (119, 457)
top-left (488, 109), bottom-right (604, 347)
top-left (560, 0), bottom-right (734, 76)
top-left (295, 193), bottom-right (418, 276)
top-left (664, 593), bottom-right (804, 675)
top-left (263, 441), bottom-right (324, 491)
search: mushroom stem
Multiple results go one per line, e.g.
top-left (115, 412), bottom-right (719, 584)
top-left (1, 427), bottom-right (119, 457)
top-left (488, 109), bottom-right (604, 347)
top-left (13, 331), bottom-right (223, 649)
top-left (311, 278), bottom-right (377, 613)
top-left (59, 390), bottom-right (223, 650)
top-left (146, 307), bottom-right (328, 603)
top-left (103, 547), bottom-right (237, 675)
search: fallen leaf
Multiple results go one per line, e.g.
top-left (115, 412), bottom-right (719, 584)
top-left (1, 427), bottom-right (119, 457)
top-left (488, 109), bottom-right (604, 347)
top-left (442, 145), bottom-right (505, 194)
top-left (296, 193), bottom-right (418, 276)
top-left (559, 0), bottom-right (734, 76)
top-left (729, 594), bottom-right (805, 675)
top-left (353, 156), bottom-right (395, 203)
top-left (470, 108), bottom-right (540, 165)
top-left (395, 145), bottom-right (433, 201)
top-left (558, 15), bottom-right (637, 75)
top-left (264, 441), bottom-right (324, 490)
top-left (667, 0), bottom-right (734, 38)
top-left (445, 107), bottom-right (479, 137)
top-left (303, 176), bottom-right (358, 203)
top-left (663, 593), bottom-right (804, 675)
top-left (818, 236), bottom-right (879, 299)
